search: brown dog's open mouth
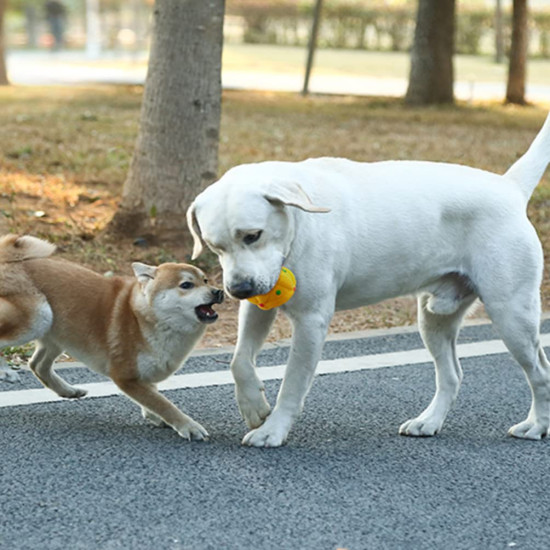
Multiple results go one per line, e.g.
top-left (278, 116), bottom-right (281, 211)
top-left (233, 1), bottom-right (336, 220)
top-left (195, 304), bottom-right (219, 324)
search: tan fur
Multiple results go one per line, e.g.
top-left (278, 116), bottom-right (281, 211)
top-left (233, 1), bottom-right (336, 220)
top-left (0, 235), bottom-right (223, 440)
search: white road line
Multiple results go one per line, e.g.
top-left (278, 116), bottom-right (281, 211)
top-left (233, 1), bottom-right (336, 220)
top-left (2, 334), bottom-right (550, 409)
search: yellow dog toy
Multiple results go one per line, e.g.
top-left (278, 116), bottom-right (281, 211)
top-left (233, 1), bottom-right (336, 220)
top-left (247, 267), bottom-right (296, 310)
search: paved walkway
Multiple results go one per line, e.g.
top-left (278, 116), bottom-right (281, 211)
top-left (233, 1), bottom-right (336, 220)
top-left (6, 50), bottom-right (550, 103)
top-left (3, 320), bottom-right (550, 549)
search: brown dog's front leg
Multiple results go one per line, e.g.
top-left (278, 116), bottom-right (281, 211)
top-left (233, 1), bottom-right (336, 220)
top-left (112, 377), bottom-right (208, 441)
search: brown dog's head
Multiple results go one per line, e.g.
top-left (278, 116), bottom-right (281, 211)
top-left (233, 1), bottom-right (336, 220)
top-left (132, 262), bottom-right (223, 325)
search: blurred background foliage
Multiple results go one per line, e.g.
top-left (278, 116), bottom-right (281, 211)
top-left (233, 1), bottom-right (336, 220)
top-left (4, 0), bottom-right (550, 58)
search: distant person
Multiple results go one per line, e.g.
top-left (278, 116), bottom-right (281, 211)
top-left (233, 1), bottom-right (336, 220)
top-left (45, 0), bottom-right (66, 51)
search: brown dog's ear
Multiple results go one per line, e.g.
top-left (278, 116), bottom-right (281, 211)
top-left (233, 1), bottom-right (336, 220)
top-left (132, 262), bottom-right (157, 286)
top-left (186, 202), bottom-right (204, 260)
top-left (264, 181), bottom-right (331, 213)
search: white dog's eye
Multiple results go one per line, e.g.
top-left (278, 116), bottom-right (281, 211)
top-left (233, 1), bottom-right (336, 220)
top-left (243, 231), bottom-right (262, 245)
top-left (180, 282), bottom-right (194, 290)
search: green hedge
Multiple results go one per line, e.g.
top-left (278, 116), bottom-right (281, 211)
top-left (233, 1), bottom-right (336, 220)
top-left (227, 1), bottom-right (550, 58)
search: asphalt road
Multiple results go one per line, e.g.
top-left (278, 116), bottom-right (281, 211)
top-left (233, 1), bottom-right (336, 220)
top-left (2, 320), bottom-right (550, 550)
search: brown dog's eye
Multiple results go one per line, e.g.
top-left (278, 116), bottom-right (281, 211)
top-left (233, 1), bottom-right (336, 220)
top-left (180, 282), bottom-right (194, 290)
top-left (243, 231), bottom-right (262, 245)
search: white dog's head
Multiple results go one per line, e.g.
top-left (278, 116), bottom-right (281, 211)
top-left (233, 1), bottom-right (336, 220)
top-left (187, 164), bottom-right (329, 300)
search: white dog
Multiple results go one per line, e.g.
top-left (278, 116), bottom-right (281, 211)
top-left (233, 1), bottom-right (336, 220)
top-left (187, 113), bottom-right (550, 447)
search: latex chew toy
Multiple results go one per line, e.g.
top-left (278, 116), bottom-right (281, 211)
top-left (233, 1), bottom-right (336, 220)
top-left (247, 267), bottom-right (296, 310)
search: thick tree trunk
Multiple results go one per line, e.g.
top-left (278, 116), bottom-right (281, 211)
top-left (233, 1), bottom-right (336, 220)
top-left (109, 0), bottom-right (224, 244)
top-left (405, 0), bottom-right (455, 105)
top-left (506, 0), bottom-right (529, 105)
top-left (0, 0), bottom-right (9, 86)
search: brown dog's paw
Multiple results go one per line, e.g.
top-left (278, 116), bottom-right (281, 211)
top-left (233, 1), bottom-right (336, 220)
top-left (176, 419), bottom-right (209, 441)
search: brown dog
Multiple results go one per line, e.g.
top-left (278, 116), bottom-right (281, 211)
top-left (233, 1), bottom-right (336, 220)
top-left (0, 234), bottom-right (223, 440)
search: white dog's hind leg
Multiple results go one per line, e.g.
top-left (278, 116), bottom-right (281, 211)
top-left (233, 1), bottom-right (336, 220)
top-left (29, 340), bottom-right (87, 399)
top-left (231, 302), bottom-right (277, 429)
top-left (242, 310), bottom-right (331, 447)
top-left (400, 292), bottom-right (477, 437)
top-left (475, 233), bottom-right (550, 440)
top-left (484, 299), bottom-right (550, 440)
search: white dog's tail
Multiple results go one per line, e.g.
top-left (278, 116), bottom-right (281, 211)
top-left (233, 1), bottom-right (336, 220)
top-left (0, 234), bottom-right (56, 263)
top-left (505, 112), bottom-right (550, 201)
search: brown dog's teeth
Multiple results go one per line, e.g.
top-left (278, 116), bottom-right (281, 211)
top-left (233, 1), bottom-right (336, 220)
top-left (195, 305), bottom-right (218, 322)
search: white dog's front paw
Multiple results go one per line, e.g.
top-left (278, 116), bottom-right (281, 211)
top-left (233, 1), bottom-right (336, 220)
top-left (241, 412), bottom-right (291, 447)
top-left (399, 416), bottom-right (442, 437)
top-left (508, 419), bottom-right (548, 440)
top-left (242, 425), bottom-right (288, 448)
top-left (236, 386), bottom-right (271, 429)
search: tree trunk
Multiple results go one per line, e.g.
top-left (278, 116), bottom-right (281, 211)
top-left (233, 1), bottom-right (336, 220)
top-left (86, 0), bottom-right (102, 58)
top-left (405, 0), bottom-right (455, 105)
top-left (0, 0), bottom-right (9, 86)
top-left (302, 0), bottom-right (323, 96)
top-left (25, 6), bottom-right (39, 48)
top-left (495, 0), bottom-right (504, 63)
top-left (506, 0), bottom-right (529, 105)
top-left (109, 0), bottom-right (224, 244)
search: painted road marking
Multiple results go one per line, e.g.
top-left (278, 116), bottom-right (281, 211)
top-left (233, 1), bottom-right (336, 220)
top-left (2, 334), bottom-right (550, 409)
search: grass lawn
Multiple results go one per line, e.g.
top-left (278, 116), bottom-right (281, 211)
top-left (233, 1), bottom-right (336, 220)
top-left (1, 85), bottom-right (550, 349)
top-left (222, 43), bottom-right (550, 86)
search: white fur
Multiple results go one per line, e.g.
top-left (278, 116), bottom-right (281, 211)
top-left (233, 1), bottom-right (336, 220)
top-left (188, 113), bottom-right (550, 447)
top-left (0, 298), bottom-right (53, 347)
top-left (136, 288), bottom-right (209, 383)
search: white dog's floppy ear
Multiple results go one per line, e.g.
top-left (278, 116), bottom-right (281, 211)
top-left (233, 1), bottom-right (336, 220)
top-left (264, 181), bottom-right (331, 213)
top-left (186, 202), bottom-right (204, 260)
top-left (132, 262), bottom-right (157, 287)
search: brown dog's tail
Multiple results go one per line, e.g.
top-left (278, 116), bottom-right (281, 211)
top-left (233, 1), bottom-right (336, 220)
top-left (0, 234), bottom-right (56, 263)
